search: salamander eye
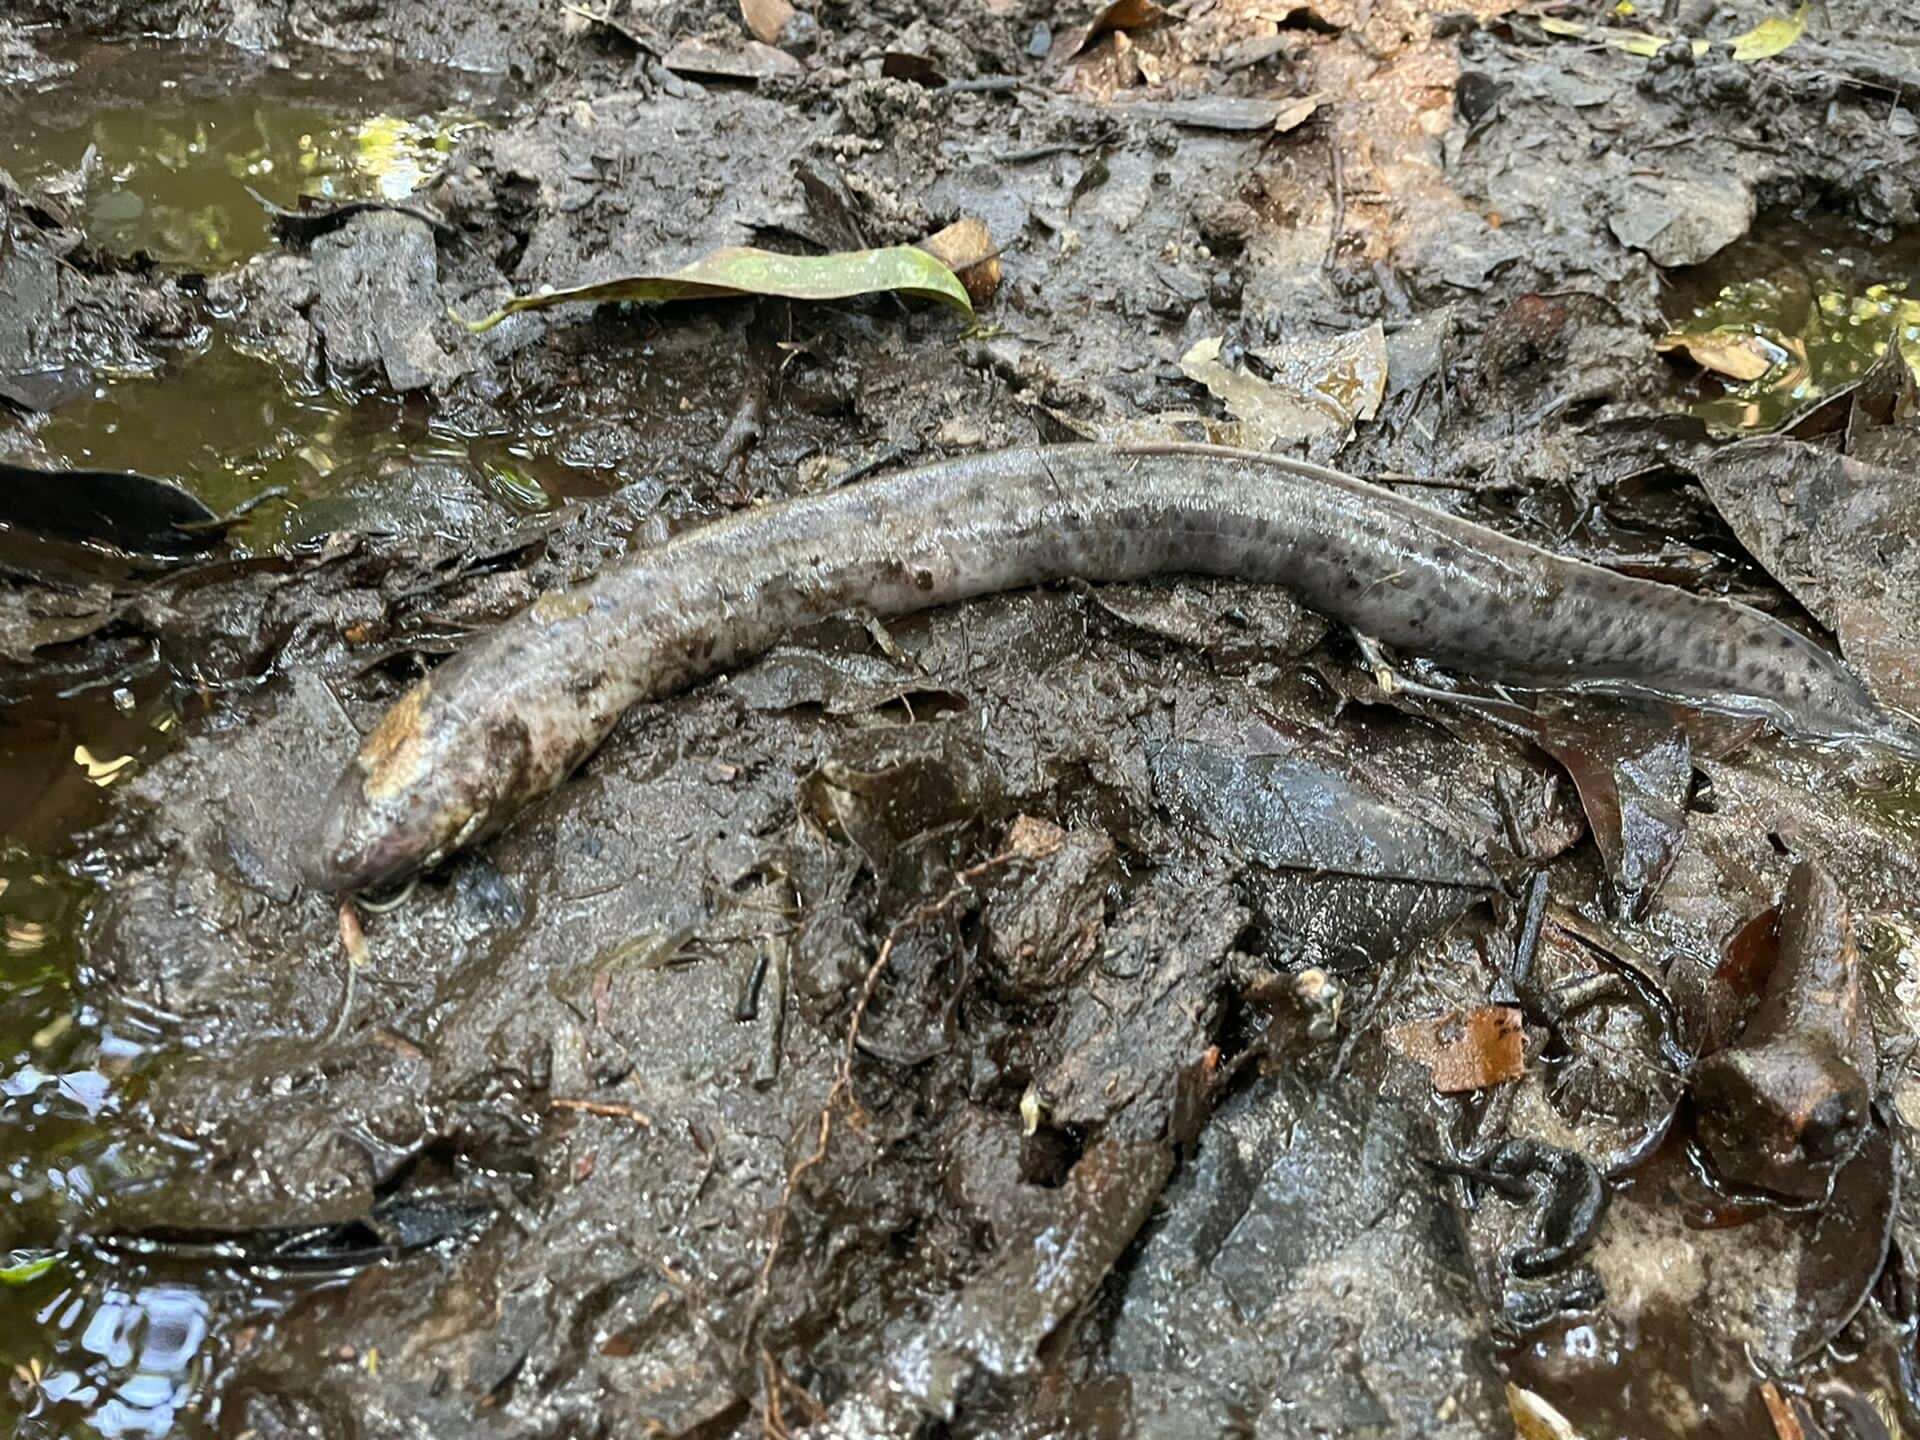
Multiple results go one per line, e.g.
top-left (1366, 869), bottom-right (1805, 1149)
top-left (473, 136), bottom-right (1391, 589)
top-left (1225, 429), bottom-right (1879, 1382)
top-left (1800, 1091), bottom-right (1865, 1164)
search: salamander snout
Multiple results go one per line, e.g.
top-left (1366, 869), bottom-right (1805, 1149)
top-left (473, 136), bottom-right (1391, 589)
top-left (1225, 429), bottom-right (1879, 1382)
top-left (306, 765), bottom-right (431, 894)
top-left (305, 677), bottom-right (472, 893)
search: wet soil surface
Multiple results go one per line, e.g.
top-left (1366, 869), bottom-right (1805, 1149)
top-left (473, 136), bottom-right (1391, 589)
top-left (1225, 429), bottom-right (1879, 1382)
top-left (3, 1), bottom-right (1920, 1436)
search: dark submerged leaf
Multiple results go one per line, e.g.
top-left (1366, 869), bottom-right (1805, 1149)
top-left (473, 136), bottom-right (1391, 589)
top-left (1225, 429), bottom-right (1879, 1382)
top-left (0, 458), bottom-right (221, 557)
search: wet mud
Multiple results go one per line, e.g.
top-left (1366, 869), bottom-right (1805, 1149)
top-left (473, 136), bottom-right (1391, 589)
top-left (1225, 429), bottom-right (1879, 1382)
top-left (3, 0), bottom-right (1920, 1436)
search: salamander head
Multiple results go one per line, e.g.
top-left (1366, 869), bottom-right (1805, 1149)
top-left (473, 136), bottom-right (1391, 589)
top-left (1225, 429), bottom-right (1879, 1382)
top-left (306, 679), bottom-right (499, 893)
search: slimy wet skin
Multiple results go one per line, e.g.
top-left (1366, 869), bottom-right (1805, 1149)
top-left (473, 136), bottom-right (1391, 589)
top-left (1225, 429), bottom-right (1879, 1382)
top-left (309, 443), bottom-right (1916, 892)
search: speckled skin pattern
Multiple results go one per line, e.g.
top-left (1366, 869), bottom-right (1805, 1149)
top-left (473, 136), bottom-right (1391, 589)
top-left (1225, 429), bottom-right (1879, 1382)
top-left (311, 443), bottom-right (1912, 891)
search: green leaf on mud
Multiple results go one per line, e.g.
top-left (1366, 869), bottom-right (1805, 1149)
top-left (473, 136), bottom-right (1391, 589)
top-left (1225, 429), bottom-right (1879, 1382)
top-left (0, 1252), bottom-right (60, 1286)
top-left (1730, 2), bottom-right (1808, 61)
top-left (1541, 3), bottom-right (1805, 61)
top-left (456, 245), bottom-right (974, 332)
top-left (1538, 13), bottom-right (1707, 58)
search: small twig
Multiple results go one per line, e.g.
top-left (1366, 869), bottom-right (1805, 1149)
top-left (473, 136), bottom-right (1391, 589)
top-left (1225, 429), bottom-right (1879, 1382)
top-left (1323, 112), bottom-right (1345, 271)
top-left (354, 876), bottom-right (419, 914)
top-left (549, 1097), bottom-right (655, 1126)
top-left (940, 75), bottom-right (1026, 94)
top-left (323, 899), bottom-right (369, 1046)
top-left (1376, 469), bottom-right (1527, 495)
top-left (172, 485), bottom-right (292, 534)
top-left (742, 844), bottom-right (1026, 1368)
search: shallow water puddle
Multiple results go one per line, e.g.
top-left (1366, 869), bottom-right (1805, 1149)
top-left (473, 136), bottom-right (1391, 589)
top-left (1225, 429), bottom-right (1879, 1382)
top-left (0, 38), bottom-right (496, 266)
top-left (0, 660), bottom-right (211, 1435)
top-left (0, 39), bottom-right (525, 1435)
top-left (1661, 217), bottom-right (1920, 433)
top-left (28, 337), bottom-right (606, 548)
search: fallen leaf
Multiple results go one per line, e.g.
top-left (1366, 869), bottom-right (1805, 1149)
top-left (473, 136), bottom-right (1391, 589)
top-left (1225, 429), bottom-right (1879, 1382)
top-left (917, 216), bottom-right (1000, 304)
top-left (1539, 14), bottom-right (1708, 58)
top-left (1182, 336), bottom-right (1345, 446)
top-left (739, 0), bottom-right (795, 46)
top-left (1119, 95), bottom-right (1318, 131)
top-left (1695, 438), bottom-right (1920, 713)
top-left (1523, 709), bottom-right (1691, 921)
top-left (1270, 93), bottom-right (1323, 131)
top-left (1179, 322), bottom-right (1386, 447)
top-left (1003, 814), bottom-right (1069, 861)
top-left (457, 244), bottom-right (973, 332)
top-left (0, 459), bottom-right (222, 557)
top-left (662, 37), bottom-right (803, 81)
top-left (1386, 1007), bottom-right (1526, 1093)
top-left (1054, 0), bottom-right (1169, 62)
top-left (1655, 327), bottom-right (1777, 382)
top-left (1254, 323), bottom-right (1387, 422)
top-left (0, 1253), bottom-right (59, 1286)
top-left (1730, 2), bottom-right (1808, 61)
top-left (1507, 1383), bottom-right (1582, 1440)
top-left (1150, 741), bottom-right (1495, 972)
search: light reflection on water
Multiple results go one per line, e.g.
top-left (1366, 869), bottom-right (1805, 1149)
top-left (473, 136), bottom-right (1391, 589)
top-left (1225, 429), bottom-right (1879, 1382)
top-left (30, 1280), bottom-right (210, 1437)
top-left (1660, 219), bottom-right (1920, 434)
top-left (0, 676), bottom-right (233, 1437)
top-left (0, 39), bottom-right (499, 266)
top-left (26, 336), bottom-right (611, 544)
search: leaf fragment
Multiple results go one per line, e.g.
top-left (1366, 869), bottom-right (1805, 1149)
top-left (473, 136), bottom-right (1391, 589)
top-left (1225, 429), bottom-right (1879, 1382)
top-left (1655, 327), bottom-right (1777, 382)
top-left (1179, 323), bottom-right (1387, 447)
top-left (1055, 0), bottom-right (1170, 62)
top-left (1508, 1383), bottom-right (1583, 1440)
top-left (0, 1252), bottom-right (59, 1286)
top-left (1385, 1006), bottom-right (1526, 1093)
top-left (1537, 13), bottom-right (1708, 58)
top-left (1731, 2), bottom-right (1808, 61)
top-left (662, 37), bottom-right (802, 81)
top-left (1120, 95), bottom-right (1318, 132)
top-left (918, 217), bottom-right (1001, 305)
top-left (457, 244), bottom-right (974, 333)
top-left (740, 0), bottom-right (796, 47)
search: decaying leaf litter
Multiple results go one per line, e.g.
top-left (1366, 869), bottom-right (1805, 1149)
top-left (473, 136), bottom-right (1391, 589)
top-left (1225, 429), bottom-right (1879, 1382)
top-left (2, 0), bottom-right (1919, 1436)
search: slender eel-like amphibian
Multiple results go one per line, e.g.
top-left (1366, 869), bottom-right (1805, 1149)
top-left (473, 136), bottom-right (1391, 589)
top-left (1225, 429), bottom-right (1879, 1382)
top-left (309, 443), bottom-right (1917, 891)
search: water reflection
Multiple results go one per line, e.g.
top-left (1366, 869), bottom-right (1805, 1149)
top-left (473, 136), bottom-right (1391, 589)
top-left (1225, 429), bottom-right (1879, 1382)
top-left (4, 1248), bottom-right (288, 1439)
top-left (26, 336), bottom-right (614, 545)
top-left (0, 39), bottom-right (498, 265)
top-left (40, 1281), bottom-right (209, 1437)
top-left (1660, 220), bottom-right (1920, 433)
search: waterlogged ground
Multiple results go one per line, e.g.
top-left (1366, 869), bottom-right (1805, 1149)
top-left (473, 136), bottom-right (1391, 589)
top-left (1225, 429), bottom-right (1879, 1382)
top-left (3, 2), bottom-right (1920, 1437)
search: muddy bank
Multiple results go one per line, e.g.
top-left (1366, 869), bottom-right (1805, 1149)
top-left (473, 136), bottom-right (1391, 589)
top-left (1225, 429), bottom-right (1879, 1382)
top-left (4, 0), bottom-right (1920, 1436)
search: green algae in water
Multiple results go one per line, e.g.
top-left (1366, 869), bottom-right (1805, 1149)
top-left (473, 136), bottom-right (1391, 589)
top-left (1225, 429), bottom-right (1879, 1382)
top-left (1662, 241), bottom-right (1920, 433)
top-left (0, 40), bottom-right (496, 266)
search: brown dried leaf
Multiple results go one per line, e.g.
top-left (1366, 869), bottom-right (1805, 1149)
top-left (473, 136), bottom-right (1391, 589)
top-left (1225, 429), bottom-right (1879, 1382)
top-left (1120, 95), bottom-right (1317, 131)
top-left (663, 37), bottom-right (803, 81)
top-left (1271, 93), bottom-right (1322, 132)
top-left (1179, 322), bottom-right (1385, 447)
top-left (1385, 1006), bottom-right (1525, 1094)
top-left (918, 216), bottom-right (1000, 304)
top-left (1506, 1384), bottom-right (1581, 1440)
top-left (1655, 328), bottom-right (1775, 382)
top-left (739, 0), bottom-right (795, 46)
top-left (1003, 814), bottom-right (1068, 861)
top-left (1054, 0), bottom-right (1170, 62)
